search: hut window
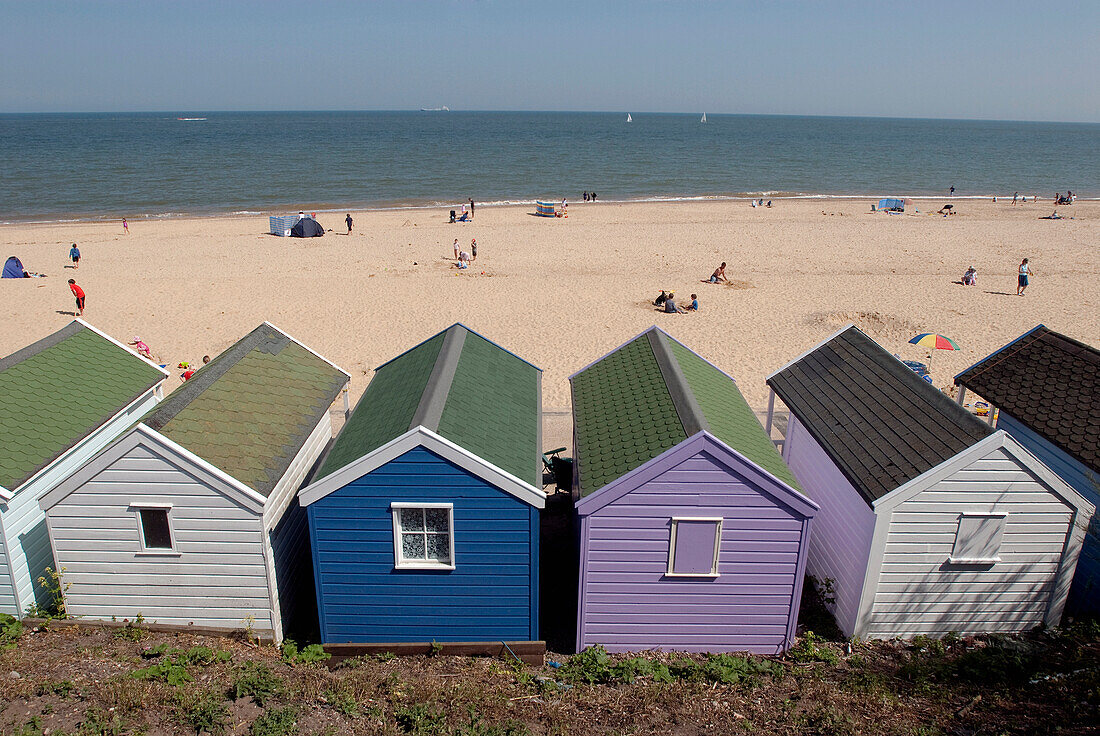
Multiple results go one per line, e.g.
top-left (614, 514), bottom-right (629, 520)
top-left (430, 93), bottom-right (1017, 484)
top-left (129, 504), bottom-right (176, 553)
top-left (390, 503), bottom-right (455, 570)
top-left (666, 518), bottom-right (722, 577)
top-left (949, 514), bottom-right (1006, 565)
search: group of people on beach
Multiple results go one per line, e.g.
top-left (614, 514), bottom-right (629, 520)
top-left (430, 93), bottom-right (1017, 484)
top-left (582, 191), bottom-right (598, 202)
top-left (957, 257), bottom-right (1032, 295)
top-left (650, 262), bottom-right (734, 314)
top-left (452, 238), bottom-right (478, 269)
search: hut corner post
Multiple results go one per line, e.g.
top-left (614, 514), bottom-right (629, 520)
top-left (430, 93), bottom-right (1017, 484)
top-left (956, 386), bottom-right (966, 406)
top-left (343, 387), bottom-right (350, 418)
top-left (765, 389), bottom-right (777, 448)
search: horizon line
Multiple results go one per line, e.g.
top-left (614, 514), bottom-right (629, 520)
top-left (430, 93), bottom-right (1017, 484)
top-left (1, 109), bottom-right (1098, 126)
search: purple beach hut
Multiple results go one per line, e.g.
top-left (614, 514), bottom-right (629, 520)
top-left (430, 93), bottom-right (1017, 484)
top-left (569, 327), bottom-right (817, 654)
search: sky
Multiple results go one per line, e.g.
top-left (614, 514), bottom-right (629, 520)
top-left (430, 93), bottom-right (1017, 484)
top-left (2, 0), bottom-right (1098, 122)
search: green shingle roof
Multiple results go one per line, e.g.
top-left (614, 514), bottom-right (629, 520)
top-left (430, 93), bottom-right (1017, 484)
top-left (317, 324), bottom-right (542, 487)
top-left (571, 327), bottom-right (799, 496)
top-left (143, 324), bottom-right (348, 497)
top-left (0, 321), bottom-right (166, 492)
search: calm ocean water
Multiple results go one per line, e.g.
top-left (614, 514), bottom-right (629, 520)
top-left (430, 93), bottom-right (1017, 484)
top-left (1, 112), bottom-right (1097, 222)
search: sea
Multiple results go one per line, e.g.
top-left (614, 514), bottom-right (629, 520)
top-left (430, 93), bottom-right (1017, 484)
top-left (1, 111), bottom-right (1097, 223)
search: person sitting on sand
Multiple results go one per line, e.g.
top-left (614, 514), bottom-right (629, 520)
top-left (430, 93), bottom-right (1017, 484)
top-left (706, 262), bottom-right (728, 284)
top-left (129, 337), bottom-right (152, 358)
top-left (654, 290), bottom-right (669, 307)
top-left (686, 294), bottom-right (699, 311)
top-left (961, 267), bottom-right (976, 286)
top-left (663, 292), bottom-right (686, 314)
top-left (456, 250), bottom-right (471, 269)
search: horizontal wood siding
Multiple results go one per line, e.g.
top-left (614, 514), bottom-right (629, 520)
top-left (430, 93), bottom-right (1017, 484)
top-left (46, 444), bottom-right (274, 631)
top-left (867, 446), bottom-right (1075, 637)
top-left (309, 446), bottom-right (537, 643)
top-left (997, 413), bottom-right (1099, 615)
top-left (783, 415), bottom-right (876, 636)
top-left (578, 449), bottom-right (807, 654)
top-left (0, 526), bottom-right (16, 613)
top-left (2, 387), bottom-right (160, 614)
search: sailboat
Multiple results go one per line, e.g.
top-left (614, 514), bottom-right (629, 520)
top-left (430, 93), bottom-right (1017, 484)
top-left (700, 112), bottom-right (707, 123)
top-left (626, 113), bottom-right (632, 123)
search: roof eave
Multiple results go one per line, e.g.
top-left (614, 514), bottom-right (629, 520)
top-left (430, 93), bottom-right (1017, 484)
top-left (953, 324), bottom-right (1047, 384)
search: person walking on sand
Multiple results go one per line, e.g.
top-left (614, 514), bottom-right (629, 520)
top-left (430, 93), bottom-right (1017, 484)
top-left (122, 218), bottom-right (129, 234)
top-left (1012, 192), bottom-right (1018, 206)
top-left (949, 186), bottom-right (955, 197)
top-left (471, 239), bottom-right (477, 260)
top-left (68, 279), bottom-right (85, 315)
top-left (69, 243), bottom-right (80, 268)
top-left (345, 213), bottom-right (353, 234)
top-left (469, 198), bottom-right (475, 220)
top-left (453, 239), bottom-right (460, 259)
top-left (1017, 258), bottom-right (1030, 296)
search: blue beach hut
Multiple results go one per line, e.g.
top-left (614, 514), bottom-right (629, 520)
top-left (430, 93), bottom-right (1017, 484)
top-left (298, 324), bottom-right (545, 648)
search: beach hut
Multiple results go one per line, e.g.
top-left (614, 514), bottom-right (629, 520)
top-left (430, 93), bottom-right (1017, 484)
top-left (298, 324), bottom-right (545, 648)
top-left (954, 325), bottom-right (1099, 615)
top-left (0, 320), bottom-right (169, 616)
top-left (39, 323), bottom-right (349, 641)
top-left (766, 325), bottom-right (1093, 639)
top-left (570, 327), bottom-right (817, 654)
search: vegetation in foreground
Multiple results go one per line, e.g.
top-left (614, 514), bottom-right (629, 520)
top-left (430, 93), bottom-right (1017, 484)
top-left (0, 612), bottom-right (1096, 735)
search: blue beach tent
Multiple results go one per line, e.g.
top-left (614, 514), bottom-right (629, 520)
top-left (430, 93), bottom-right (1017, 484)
top-left (877, 198), bottom-right (905, 213)
top-left (2, 256), bottom-right (27, 278)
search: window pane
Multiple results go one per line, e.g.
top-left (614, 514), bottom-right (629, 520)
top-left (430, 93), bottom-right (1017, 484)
top-left (399, 508), bottom-right (424, 532)
top-left (425, 508), bottom-right (450, 532)
top-left (426, 533), bottom-right (451, 563)
top-left (401, 533), bottom-right (426, 560)
top-left (671, 520), bottom-right (719, 575)
top-left (140, 509), bottom-right (173, 549)
top-left (952, 516), bottom-right (1005, 561)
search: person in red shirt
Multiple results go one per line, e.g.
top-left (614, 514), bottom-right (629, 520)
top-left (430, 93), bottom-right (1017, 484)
top-left (67, 279), bottom-right (85, 315)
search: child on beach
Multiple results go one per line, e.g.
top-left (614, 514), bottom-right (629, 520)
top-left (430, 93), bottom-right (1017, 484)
top-left (122, 218), bottom-right (128, 234)
top-left (961, 267), bottom-right (976, 286)
top-left (687, 294), bottom-right (699, 311)
top-left (662, 292), bottom-right (686, 314)
top-left (471, 239), bottom-right (477, 260)
top-left (69, 243), bottom-right (80, 268)
top-left (129, 337), bottom-right (152, 358)
top-left (704, 262), bottom-right (728, 284)
top-left (68, 279), bottom-right (85, 315)
top-left (453, 239), bottom-right (460, 258)
top-left (1017, 258), bottom-right (1030, 296)
top-left (345, 213), bottom-right (353, 234)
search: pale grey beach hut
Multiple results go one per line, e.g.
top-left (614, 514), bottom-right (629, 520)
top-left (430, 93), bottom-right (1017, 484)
top-left (766, 325), bottom-right (1093, 639)
top-left (0, 320), bottom-right (168, 616)
top-left (40, 323), bottom-right (349, 641)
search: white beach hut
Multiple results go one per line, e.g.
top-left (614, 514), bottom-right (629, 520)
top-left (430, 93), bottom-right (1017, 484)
top-left (0, 320), bottom-right (168, 616)
top-left (39, 323), bottom-right (349, 641)
top-left (765, 325), bottom-right (1093, 639)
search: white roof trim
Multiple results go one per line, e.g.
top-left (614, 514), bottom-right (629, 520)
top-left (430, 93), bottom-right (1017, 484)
top-left (298, 426), bottom-right (546, 509)
top-left (873, 431), bottom-right (1094, 515)
top-left (765, 323), bottom-right (857, 381)
top-left (261, 321), bottom-right (352, 380)
top-left (39, 423), bottom-right (267, 513)
top-left (74, 318), bottom-right (172, 379)
top-left (0, 484), bottom-right (10, 502)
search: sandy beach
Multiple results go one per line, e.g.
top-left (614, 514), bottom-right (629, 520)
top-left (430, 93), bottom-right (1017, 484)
top-left (2, 198), bottom-right (1097, 452)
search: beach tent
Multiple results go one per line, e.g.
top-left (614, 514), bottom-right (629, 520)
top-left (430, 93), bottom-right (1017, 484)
top-left (2, 257), bottom-right (26, 278)
top-left (877, 198), bottom-right (905, 212)
top-left (290, 218), bottom-right (325, 237)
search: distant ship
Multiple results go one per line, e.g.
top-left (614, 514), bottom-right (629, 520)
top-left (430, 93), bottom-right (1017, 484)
top-left (419, 106), bottom-right (450, 112)
top-left (177, 117), bottom-right (207, 121)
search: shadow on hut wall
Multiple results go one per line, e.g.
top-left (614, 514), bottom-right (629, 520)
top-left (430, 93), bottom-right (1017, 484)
top-left (540, 491), bottom-right (579, 653)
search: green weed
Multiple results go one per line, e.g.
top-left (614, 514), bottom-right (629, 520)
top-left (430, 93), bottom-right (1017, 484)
top-left (175, 689), bottom-right (229, 735)
top-left (394, 702), bottom-right (447, 734)
top-left (280, 639), bottom-right (331, 666)
top-left (250, 706), bottom-right (297, 736)
top-left (0, 613), bottom-right (24, 648)
top-left (128, 660), bottom-right (192, 686)
top-left (231, 661), bottom-right (284, 706)
top-left (788, 631), bottom-right (839, 664)
top-left (323, 685), bottom-right (359, 717)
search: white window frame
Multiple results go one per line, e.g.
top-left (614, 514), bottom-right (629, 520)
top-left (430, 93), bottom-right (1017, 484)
top-left (948, 512), bottom-right (1007, 565)
top-left (390, 502), bottom-right (456, 570)
top-left (128, 501), bottom-right (180, 556)
top-left (665, 516), bottom-right (722, 578)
